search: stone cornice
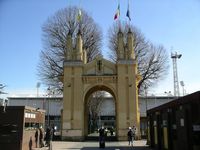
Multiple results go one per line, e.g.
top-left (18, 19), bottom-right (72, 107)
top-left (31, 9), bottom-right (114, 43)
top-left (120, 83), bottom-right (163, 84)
top-left (82, 75), bottom-right (117, 84)
top-left (117, 59), bottom-right (136, 65)
top-left (64, 61), bottom-right (83, 66)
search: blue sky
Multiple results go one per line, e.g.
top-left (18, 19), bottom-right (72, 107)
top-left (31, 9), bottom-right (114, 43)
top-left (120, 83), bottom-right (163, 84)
top-left (0, 0), bottom-right (200, 98)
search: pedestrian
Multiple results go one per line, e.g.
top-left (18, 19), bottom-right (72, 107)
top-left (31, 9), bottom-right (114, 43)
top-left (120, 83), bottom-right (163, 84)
top-left (39, 126), bottom-right (44, 148)
top-left (45, 126), bottom-right (52, 147)
top-left (29, 136), bottom-right (32, 150)
top-left (110, 127), bottom-right (114, 136)
top-left (127, 127), bottom-right (134, 146)
top-left (34, 128), bottom-right (38, 148)
top-left (132, 125), bottom-right (136, 140)
top-left (99, 126), bottom-right (105, 148)
top-left (105, 128), bottom-right (108, 137)
top-left (51, 125), bottom-right (55, 141)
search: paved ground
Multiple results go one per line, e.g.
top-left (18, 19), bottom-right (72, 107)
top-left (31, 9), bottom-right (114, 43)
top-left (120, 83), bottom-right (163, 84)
top-left (33, 140), bottom-right (152, 150)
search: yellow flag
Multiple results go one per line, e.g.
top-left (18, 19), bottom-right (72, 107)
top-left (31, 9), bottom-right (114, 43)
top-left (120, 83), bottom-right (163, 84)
top-left (77, 9), bottom-right (82, 22)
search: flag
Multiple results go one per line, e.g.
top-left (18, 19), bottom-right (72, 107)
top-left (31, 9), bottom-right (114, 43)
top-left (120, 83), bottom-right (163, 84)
top-left (126, 1), bottom-right (131, 21)
top-left (126, 9), bottom-right (131, 21)
top-left (114, 4), bottom-right (120, 20)
top-left (77, 9), bottom-right (82, 22)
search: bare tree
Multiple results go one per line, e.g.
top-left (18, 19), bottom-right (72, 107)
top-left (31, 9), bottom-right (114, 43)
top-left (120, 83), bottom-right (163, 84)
top-left (108, 23), bottom-right (169, 93)
top-left (0, 84), bottom-right (7, 95)
top-left (87, 91), bottom-right (104, 132)
top-left (37, 6), bottom-right (102, 91)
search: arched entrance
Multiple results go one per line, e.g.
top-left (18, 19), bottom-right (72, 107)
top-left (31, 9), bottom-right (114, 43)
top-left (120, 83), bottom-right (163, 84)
top-left (84, 85), bottom-right (117, 139)
top-left (60, 29), bottom-right (141, 141)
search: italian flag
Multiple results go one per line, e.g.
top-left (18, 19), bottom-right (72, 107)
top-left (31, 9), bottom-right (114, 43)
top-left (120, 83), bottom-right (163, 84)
top-left (114, 4), bottom-right (120, 20)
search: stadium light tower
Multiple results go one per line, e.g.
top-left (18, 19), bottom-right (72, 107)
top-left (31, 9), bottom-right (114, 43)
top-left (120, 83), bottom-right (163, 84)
top-left (171, 52), bottom-right (182, 97)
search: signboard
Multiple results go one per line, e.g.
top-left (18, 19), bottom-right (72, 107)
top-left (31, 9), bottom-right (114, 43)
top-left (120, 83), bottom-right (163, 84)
top-left (25, 113), bottom-right (36, 119)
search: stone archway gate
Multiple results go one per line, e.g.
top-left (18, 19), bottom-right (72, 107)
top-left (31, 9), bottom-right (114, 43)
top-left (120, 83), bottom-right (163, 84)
top-left (61, 29), bottom-right (141, 141)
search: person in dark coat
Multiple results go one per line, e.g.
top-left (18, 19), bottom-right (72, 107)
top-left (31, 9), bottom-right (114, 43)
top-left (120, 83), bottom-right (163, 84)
top-left (35, 129), bottom-right (38, 148)
top-left (51, 125), bottom-right (55, 141)
top-left (110, 127), bottom-right (114, 136)
top-left (99, 126), bottom-right (105, 148)
top-left (127, 127), bottom-right (134, 146)
top-left (39, 127), bottom-right (44, 148)
top-left (45, 127), bottom-right (52, 147)
top-left (29, 136), bottom-right (33, 150)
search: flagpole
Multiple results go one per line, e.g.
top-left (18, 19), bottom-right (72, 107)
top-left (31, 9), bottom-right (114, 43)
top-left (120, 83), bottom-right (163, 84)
top-left (78, 0), bottom-right (82, 31)
top-left (79, 0), bottom-right (81, 8)
top-left (126, 0), bottom-right (131, 28)
top-left (69, 0), bottom-right (71, 6)
top-left (118, 0), bottom-right (121, 30)
top-left (128, 0), bottom-right (131, 27)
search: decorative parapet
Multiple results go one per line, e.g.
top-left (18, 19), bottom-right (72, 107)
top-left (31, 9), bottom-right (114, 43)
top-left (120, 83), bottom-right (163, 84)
top-left (64, 61), bottom-right (83, 66)
top-left (82, 75), bottom-right (117, 84)
top-left (117, 59), bottom-right (136, 65)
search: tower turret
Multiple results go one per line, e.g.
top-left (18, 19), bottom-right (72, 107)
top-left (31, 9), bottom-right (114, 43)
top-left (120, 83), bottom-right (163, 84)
top-left (66, 30), bottom-right (73, 60)
top-left (127, 28), bottom-right (135, 59)
top-left (76, 29), bottom-right (83, 61)
top-left (83, 49), bottom-right (87, 64)
top-left (124, 45), bottom-right (129, 60)
top-left (117, 29), bottom-right (125, 60)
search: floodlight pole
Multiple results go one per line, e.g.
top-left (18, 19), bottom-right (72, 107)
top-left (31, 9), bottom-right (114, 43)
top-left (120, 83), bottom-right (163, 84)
top-left (171, 52), bottom-right (182, 97)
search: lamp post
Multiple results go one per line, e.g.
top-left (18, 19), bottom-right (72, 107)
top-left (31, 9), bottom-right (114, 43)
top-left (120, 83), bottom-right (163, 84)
top-left (144, 85), bottom-right (148, 116)
top-left (144, 85), bottom-right (148, 138)
top-left (36, 82), bottom-right (41, 97)
top-left (180, 81), bottom-right (185, 96)
top-left (47, 87), bottom-right (51, 126)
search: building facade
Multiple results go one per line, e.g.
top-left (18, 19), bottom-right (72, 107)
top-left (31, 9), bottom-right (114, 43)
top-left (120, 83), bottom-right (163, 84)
top-left (147, 91), bottom-right (200, 150)
top-left (8, 95), bottom-right (175, 138)
top-left (7, 96), bottom-right (62, 129)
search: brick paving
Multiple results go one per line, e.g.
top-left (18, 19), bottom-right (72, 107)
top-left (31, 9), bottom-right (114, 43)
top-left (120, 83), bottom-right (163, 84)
top-left (43, 140), bottom-right (152, 150)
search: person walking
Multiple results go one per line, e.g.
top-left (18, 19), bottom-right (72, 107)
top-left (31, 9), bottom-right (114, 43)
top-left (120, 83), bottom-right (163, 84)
top-left (45, 126), bottom-right (52, 147)
top-left (51, 125), bottom-right (55, 141)
top-left (39, 127), bottom-right (44, 148)
top-left (127, 127), bottom-right (134, 146)
top-left (29, 136), bottom-right (33, 150)
top-left (132, 125), bottom-right (136, 140)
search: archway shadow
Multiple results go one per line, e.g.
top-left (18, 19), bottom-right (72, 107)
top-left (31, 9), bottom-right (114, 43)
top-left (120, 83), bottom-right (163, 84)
top-left (81, 146), bottom-right (151, 150)
top-left (59, 146), bottom-right (152, 150)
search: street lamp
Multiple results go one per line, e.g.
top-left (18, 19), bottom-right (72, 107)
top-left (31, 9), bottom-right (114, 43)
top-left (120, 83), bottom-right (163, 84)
top-left (180, 81), bottom-right (185, 96)
top-left (144, 85), bottom-right (148, 116)
top-left (36, 82), bottom-right (41, 97)
top-left (144, 85), bottom-right (148, 139)
top-left (3, 99), bottom-right (8, 113)
top-left (164, 91), bottom-right (172, 101)
top-left (47, 87), bottom-right (51, 126)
